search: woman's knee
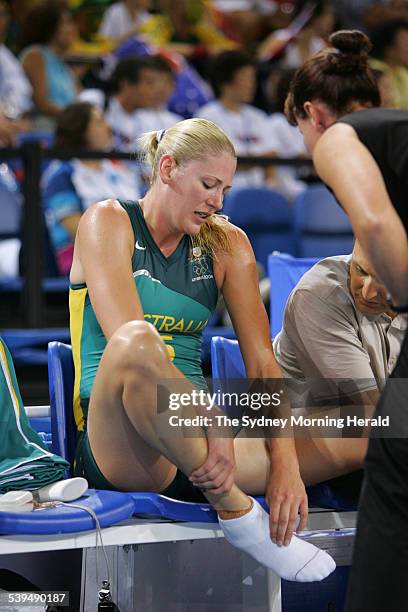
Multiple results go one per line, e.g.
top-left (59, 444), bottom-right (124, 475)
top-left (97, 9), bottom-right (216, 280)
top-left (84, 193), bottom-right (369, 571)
top-left (108, 320), bottom-right (170, 378)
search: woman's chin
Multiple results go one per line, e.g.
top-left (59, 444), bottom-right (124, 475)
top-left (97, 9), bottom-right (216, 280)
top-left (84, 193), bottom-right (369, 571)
top-left (187, 224), bottom-right (201, 236)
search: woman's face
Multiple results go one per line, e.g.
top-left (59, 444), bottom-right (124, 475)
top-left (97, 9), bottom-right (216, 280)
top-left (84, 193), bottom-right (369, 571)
top-left (53, 11), bottom-right (76, 50)
top-left (85, 107), bottom-right (113, 150)
top-left (228, 65), bottom-right (256, 104)
top-left (165, 152), bottom-right (236, 236)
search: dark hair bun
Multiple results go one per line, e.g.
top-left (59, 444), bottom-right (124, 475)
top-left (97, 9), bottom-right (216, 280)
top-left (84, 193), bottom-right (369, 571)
top-left (329, 30), bottom-right (372, 56)
top-left (323, 30), bottom-right (372, 75)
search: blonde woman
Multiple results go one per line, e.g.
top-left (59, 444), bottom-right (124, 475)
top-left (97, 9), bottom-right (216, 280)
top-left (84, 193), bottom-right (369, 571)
top-left (69, 118), bottom-right (335, 581)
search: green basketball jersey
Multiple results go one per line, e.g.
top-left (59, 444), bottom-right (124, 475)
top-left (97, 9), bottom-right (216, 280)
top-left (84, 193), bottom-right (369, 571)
top-left (70, 200), bottom-right (219, 431)
top-left (0, 337), bottom-right (68, 491)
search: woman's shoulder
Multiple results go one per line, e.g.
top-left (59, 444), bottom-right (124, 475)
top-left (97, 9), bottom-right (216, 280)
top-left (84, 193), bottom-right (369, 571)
top-left (213, 217), bottom-right (252, 257)
top-left (77, 198), bottom-right (134, 243)
top-left (20, 45), bottom-right (45, 66)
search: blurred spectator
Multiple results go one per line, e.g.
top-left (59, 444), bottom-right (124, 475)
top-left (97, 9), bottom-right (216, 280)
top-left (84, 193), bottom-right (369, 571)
top-left (365, 0), bottom-right (408, 29)
top-left (369, 18), bottom-right (408, 109)
top-left (43, 102), bottom-right (140, 275)
top-left (333, 0), bottom-right (381, 30)
top-left (0, 163), bottom-right (22, 278)
top-left (130, 55), bottom-right (182, 132)
top-left (212, 0), bottom-right (278, 50)
top-left (265, 67), bottom-right (308, 199)
top-left (195, 49), bottom-right (277, 188)
top-left (0, 0), bottom-right (32, 145)
top-left (80, 55), bottom-right (181, 150)
top-left (140, 0), bottom-right (235, 59)
top-left (0, 0), bottom-right (32, 119)
top-left (19, 0), bottom-right (78, 125)
top-left (99, 0), bottom-right (151, 45)
top-left (371, 66), bottom-right (398, 108)
top-left (258, 0), bottom-right (336, 66)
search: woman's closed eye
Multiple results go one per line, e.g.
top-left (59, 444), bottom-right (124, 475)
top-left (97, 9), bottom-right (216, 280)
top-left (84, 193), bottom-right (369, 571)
top-left (202, 180), bottom-right (216, 189)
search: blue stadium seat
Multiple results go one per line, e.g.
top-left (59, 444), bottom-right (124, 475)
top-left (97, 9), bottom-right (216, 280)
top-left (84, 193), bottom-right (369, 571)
top-left (0, 489), bottom-right (135, 535)
top-left (2, 328), bottom-right (70, 367)
top-left (16, 130), bottom-right (54, 148)
top-left (293, 185), bottom-right (354, 257)
top-left (48, 341), bottom-right (76, 466)
top-left (210, 336), bottom-right (360, 511)
top-left (268, 253), bottom-right (320, 338)
top-left (223, 187), bottom-right (295, 270)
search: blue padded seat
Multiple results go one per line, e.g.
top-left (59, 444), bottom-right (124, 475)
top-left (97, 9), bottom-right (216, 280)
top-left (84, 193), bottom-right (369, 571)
top-left (201, 325), bottom-right (236, 362)
top-left (268, 253), bottom-right (321, 338)
top-left (223, 187), bottom-right (295, 270)
top-left (211, 336), bottom-right (360, 512)
top-left (48, 342), bottom-right (76, 467)
top-left (28, 416), bottom-right (52, 450)
top-left (0, 329), bottom-right (70, 351)
top-left (293, 185), bottom-right (354, 258)
top-left (1, 328), bottom-right (70, 367)
top-left (0, 489), bottom-right (135, 535)
top-left (0, 277), bottom-right (69, 293)
top-left (128, 492), bottom-right (270, 523)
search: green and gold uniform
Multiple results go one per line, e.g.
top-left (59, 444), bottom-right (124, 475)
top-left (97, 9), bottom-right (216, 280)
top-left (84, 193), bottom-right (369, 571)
top-left (0, 337), bottom-right (68, 491)
top-left (70, 200), bottom-right (219, 497)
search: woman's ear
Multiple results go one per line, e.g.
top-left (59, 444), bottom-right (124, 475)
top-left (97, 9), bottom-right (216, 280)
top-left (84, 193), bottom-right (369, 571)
top-left (303, 101), bottom-right (320, 127)
top-left (304, 101), bottom-right (333, 131)
top-left (158, 154), bottom-right (176, 184)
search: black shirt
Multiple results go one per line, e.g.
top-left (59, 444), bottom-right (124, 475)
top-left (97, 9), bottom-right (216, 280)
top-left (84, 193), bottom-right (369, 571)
top-left (338, 108), bottom-right (408, 232)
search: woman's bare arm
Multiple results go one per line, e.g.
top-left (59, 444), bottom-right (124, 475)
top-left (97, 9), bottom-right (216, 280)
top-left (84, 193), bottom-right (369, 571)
top-left (73, 199), bottom-right (144, 340)
top-left (22, 48), bottom-right (62, 116)
top-left (314, 123), bottom-right (408, 306)
top-left (216, 227), bottom-right (308, 544)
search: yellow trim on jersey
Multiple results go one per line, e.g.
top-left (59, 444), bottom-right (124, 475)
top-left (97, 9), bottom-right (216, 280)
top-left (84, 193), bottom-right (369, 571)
top-left (69, 287), bottom-right (88, 432)
top-left (0, 340), bottom-right (21, 417)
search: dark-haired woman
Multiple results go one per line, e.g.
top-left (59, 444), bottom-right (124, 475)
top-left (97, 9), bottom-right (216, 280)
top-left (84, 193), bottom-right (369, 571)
top-left (43, 102), bottom-right (140, 275)
top-left (19, 0), bottom-right (78, 124)
top-left (286, 29), bottom-right (408, 611)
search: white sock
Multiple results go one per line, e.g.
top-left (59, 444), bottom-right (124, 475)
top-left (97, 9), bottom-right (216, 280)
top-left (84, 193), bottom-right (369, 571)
top-left (218, 498), bottom-right (336, 582)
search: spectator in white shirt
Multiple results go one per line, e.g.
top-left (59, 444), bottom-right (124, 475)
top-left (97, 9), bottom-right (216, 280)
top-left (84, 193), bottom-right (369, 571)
top-left (99, 0), bottom-right (151, 45)
top-left (0, 0), bottom-right (32, 145)
top-left (105, 55), bottom-right (180, 151)
top-left (129, 55), bottom-right (182, 134)
top-left (196, 49), bottom-right (277, 188)
top-left (265, 67), bottom-right (309, 199)
top-left (0, 0), bottom-right (32, 119)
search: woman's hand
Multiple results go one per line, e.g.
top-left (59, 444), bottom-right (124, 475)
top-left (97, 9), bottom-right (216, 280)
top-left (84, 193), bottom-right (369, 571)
top-left (266, 460), bottom-right (308, 547)
top-left (189, 436), bottom-right (236, 495)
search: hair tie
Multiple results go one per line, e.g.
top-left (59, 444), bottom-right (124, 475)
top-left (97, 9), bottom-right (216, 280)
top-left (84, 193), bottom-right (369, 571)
top-left (156, 129), bottom-right (166, 143)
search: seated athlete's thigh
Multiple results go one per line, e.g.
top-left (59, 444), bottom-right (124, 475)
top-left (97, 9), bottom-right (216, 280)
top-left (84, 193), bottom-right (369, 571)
top-left (86, 330), bottom-right (176, 492)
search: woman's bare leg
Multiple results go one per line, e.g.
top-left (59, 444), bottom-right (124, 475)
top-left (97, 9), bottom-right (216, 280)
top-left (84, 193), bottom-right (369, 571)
top-left (87, 320), bottom-right (248, 510)
top-left (87, 320), bottom-right (336, 581)
top-left (234, 434), bottom-right (368, 495)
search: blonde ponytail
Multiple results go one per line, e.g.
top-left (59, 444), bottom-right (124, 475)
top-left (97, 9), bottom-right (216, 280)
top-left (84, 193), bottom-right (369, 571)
top-left (138, 118), bottom-right (236, 255)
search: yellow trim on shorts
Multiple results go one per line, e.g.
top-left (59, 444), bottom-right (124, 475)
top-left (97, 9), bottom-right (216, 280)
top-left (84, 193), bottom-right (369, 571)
top-left (69, 286), bottom-right (88, 432)
top-left (0, 339), bottom-right (22, 417)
